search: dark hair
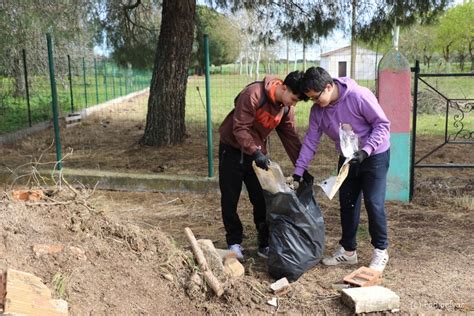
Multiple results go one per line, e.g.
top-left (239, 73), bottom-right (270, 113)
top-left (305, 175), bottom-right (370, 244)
top-left (283, 70), bottom-right (309, 101)
top-left (302, 67), bottom-right (334, 93)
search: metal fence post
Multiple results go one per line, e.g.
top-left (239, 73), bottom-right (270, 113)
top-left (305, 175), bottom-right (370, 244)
top-left (409, 60), bottom-right (420, 201)
top-left (204, 34), bottom-right (214, 178)
top-left (119, 68), bottom-right (123, 96)
top-left (104, 61), bottom-right (108, 100)
top-left (112, 64), bottom-right (116, 98)
top-left (94, 58), bottom-right (99, 104)
top-left (67, 55), bottom-right (74, 113)
top-left (82, 57), bottom-right (88, 107)
top-left (46, 34), bottom-right (62, 170)
top-left (22, 49), bottom-right (32, 127)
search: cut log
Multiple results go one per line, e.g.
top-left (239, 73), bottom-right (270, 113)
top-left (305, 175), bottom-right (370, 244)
top-left (184, 227), bottom-right (224, 297)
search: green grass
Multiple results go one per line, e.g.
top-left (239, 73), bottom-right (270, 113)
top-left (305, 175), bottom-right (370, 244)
top-left (185, 73), bottom-right (471, 136)
top-left (414, 113), bottom-right (474, 137)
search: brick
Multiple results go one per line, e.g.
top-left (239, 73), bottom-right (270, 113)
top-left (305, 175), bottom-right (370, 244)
top-left (343, 266), bottom-right (382, 287)
top-left (11, 189), bottom-right (45, 201)
top-left (33, 244), bottom-right (65, 257)
top-left (341, 286), bottom-right (400, 314)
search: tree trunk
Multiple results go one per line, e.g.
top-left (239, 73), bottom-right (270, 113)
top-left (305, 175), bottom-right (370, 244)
top-left (350, 0), bottom-right (357, 79)
top-left (303, 41), bottom-right (306, 71)
top-left (459, 52), bottom-right (465, 71)
top-left (140, 0), bottom-right (196, 147)
top-left (13, 55), bottom-right (25, 98)
top-left (255, 45), bottom-right (261, 80)
top-left (469, 40), bottom-right (474, 72)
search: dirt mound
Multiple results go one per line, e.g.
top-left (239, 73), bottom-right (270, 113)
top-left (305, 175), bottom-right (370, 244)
top-left (0, 186), bottom-right (200, 314)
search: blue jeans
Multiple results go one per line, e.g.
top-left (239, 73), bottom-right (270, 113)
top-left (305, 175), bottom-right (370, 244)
top-left (338, 149), bottom-right (390, 251)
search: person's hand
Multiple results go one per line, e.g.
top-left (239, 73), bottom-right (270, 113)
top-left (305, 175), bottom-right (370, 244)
top-left (349, 150), bottom-right (368, 165)
top-left (253, 149), bottom-right (270, 170)
top-left (286, 171), bottom-right (313, 190)
top-left (286, 174), bottom-right (301, 190)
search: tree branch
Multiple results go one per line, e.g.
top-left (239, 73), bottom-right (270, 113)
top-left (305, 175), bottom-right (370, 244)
top-left (122, 0), bottom-right (155, 34)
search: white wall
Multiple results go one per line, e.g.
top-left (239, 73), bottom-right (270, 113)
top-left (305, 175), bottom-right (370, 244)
top-left (320, 47), bottom-right (382, 80)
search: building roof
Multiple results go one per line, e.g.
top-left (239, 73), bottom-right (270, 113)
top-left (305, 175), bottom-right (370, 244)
top-left (320, 45), bottom-right (377, 57)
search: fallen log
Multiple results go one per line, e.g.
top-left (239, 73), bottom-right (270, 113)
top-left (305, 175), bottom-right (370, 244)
top-left (184, 227), bottom-right (224, 297)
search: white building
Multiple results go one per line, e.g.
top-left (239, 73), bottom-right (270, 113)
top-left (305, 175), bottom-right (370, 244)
top-left (320, 45), bottom-right (382, 80)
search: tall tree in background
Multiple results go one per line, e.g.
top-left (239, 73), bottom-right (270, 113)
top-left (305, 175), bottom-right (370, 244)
top-left (140, 0), bottom-right (196, 146)
top-left (435, 2), bottom-right (474, 71)
top-left (94, 0), bottom-right (161, 69)
top-left (192, 6), bottom-right (241, 74)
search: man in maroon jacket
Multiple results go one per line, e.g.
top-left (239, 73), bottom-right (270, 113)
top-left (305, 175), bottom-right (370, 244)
top-left (219, 71), bottom-right (310, 260)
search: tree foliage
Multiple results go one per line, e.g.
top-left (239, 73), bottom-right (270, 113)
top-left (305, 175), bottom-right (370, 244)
top-left (435, 2), bottom-right (474, 69)
top-left (355, 0), bottom-right (451, 44)
top-left (192, 6), bottom-right (242, 71)
top-left (92, 0), bottom-right (161, 69)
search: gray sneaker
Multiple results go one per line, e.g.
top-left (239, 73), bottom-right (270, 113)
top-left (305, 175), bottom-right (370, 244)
top-left (322, 246), bottom-right (358, 266)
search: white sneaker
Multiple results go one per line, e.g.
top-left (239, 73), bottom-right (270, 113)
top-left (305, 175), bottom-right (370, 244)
top-left (369, 248), bottom-right (389, 272)
top-left (322, 246), bottom-right (358, 266)
top-left (228, 244), bottom-right (244, 261)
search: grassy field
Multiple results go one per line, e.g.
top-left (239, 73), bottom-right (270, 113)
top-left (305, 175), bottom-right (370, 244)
top-left (1, 71), bottom-right (472, 136)
top-left (186, 74), bottom-right (473, 135)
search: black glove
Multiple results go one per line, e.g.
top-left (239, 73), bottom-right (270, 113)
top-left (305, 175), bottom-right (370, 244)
top-left (293, 170), bottom-right (313, 183)
top-left (292, 174), bottom-right (302, 182)
top-left (349, 150), bottom-right (368, 165)
top-left (253, 149), bottom-right (269, 170)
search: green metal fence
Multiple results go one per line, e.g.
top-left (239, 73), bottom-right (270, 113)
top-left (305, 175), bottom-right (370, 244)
top-left (0, 38), bottom-right (151, 135)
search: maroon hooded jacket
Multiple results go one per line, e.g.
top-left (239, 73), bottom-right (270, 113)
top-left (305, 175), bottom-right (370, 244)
top-left (219, 76), bottom-right (301, 165)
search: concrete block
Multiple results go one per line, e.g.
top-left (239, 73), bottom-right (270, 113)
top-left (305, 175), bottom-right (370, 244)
top-left (341, 285), bottom-right (400, 314)
top-left (270, 277), bottom-right (290, 295)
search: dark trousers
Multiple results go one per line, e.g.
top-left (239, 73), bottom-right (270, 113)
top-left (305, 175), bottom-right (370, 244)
top-left (219, 143), bottom-right (268, 248)
top-left (338, 149), bottom-right (390, 251)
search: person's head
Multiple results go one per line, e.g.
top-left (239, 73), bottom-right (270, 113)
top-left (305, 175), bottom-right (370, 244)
top-left (277, 70), bottom-right (309, 107)
top-left (302, 67), bottom-right (335, 108)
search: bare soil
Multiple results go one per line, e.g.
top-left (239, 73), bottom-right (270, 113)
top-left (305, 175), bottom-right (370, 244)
top-left (0, 92), bottom-right (473, 314)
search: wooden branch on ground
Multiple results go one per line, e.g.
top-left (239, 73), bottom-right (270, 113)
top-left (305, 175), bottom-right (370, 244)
top-left (184, 227), bottom-right (224, 297)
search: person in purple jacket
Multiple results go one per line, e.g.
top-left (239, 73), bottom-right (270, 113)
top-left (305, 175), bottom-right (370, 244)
top-left (292, 66), bottom-right (390, 272)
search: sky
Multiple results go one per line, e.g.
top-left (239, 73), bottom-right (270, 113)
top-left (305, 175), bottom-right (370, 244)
top-left (282, 0), bottom-right (467, 60)
top-left (95, 0), bottom-right (467, 59)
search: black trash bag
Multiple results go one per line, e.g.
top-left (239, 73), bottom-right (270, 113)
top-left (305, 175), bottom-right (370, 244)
top-left (264, 179), bottom-right (325, 282)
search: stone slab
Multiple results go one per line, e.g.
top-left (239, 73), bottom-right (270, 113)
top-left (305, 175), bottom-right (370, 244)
top-left (341, 285), bottom-right (400, 314)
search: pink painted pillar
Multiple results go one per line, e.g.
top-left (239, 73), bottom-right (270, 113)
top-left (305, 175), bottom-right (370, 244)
top-left (377, 49), bottom-right (411, 201)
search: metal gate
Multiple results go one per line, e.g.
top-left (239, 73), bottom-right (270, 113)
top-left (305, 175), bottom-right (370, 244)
top-left (410, 61), bottom-right (473, 198)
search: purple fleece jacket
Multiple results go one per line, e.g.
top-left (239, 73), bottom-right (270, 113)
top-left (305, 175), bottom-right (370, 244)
top-left (294, 77), bottom-right (390, 176)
